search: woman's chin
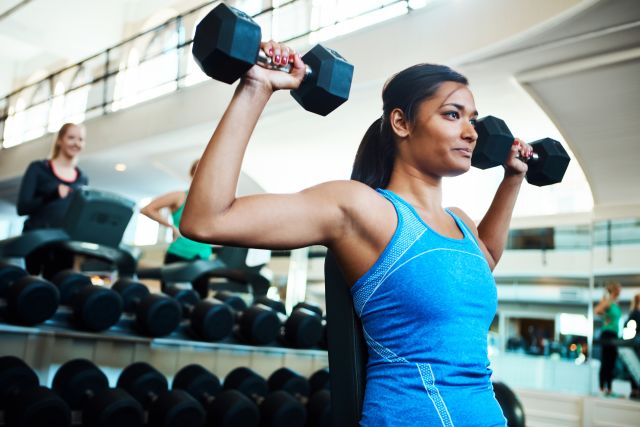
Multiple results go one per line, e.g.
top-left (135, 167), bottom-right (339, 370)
top-left (445, 164), bottom-right (471, 177)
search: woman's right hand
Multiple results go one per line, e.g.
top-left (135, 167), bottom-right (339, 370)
top-left (242, 41), bottom-right (306, 93)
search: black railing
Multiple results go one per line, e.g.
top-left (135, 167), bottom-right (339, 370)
top-left (0, 0), bottom-right (420, 149)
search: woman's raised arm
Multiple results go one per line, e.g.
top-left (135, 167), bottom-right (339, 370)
top-left (180, 42), bottom-right (354, 250)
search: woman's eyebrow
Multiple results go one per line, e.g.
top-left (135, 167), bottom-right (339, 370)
top-left (441, 103), bottom-right (479, 117)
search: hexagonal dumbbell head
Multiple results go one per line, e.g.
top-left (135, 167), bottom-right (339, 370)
top-left (526, 138), bottom-right (570, 186)
top-left (471, 115), bottom-right (514, 169)
top-left (291, 44), bottom-right (354, 116)
top-left (192, 3), bottom-right (262, 84)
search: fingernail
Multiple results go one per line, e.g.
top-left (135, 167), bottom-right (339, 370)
top-left (268, 48), bottom-right (273, 55)
top-left (275, 55), bottom-right (280, 63)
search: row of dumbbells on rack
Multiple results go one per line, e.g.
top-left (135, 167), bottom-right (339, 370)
top-left (0, 261), bottom-right (327, 349)
top-left (0, 355), bottom-right (330, 427)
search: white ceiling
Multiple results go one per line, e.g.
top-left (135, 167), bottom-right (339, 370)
top-left (457, 0), bottom-right (640, 218)
top-left (1, 0), bottom-right (639, 222)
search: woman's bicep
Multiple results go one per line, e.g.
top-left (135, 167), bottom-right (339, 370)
top-left (181, 182), bottom-right (351, 250)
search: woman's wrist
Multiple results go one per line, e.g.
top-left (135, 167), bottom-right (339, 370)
top-left (502, 170), bottom-right (526, 184)
top-left (237, 78), bottom-right (273, 99)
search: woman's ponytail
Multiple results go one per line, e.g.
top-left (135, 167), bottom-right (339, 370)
top-left (351, 117), bottom-right (395, 189)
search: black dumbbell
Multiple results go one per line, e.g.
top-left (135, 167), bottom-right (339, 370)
top-left (292, 301), bottom-right (323, 317)
top-left (224, 367), bottom-right (306, 427)
top-left (173, 364), bottom-right (259, 427)
top-left (255, 297), bottom-right (323, 348)
top-left (51, 270), bottom-right (123, 332)
top-left (192, 3), bottom-right (353, 116)
top-left (308, 368), bottom-right (330, 395)
top-left (493, 382), bottom-right (526, 427)
top-left (307, 368), bottom-right (331, 427)
top-left (111, 278), bottom-right (181, 337)
top-left (165, 285), bottom-right (234, 341)
top-left (51, 359), bottom-right (143, 427)
top-left (0, 261), bottom-right (59, 326)
top-left (268, 367), bottom-right (310, 404)
top-left (471, 115), bottom-right (571, 186)
top-left (0, 355), bottom-right (70, 427)
top-left (117, 362), bottom-right (205, 427)
top-left (215, 291), bottom-right (281, 345)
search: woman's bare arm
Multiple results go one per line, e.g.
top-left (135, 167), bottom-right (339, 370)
top-left (180, 43), bottom-right (356, 251)
top-left (140, 191), bottom-right (185, 236)
top-left (476, 139), bottom-right (531, 270)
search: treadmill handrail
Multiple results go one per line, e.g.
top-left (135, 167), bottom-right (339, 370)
top-left (0, 229), bottom-right (70, 258)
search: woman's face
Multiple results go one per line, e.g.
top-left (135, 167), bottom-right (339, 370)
top-left (396, 81), bottom-right (478, 179)
top-left (57, 125), bottom-right (85, 159)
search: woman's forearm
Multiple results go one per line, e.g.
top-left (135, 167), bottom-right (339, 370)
top-left (140, 207), bottom-right (173, 229)
top-left (478, 173), bottom-right (524, 266)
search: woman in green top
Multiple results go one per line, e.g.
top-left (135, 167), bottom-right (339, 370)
top-left (594, 281), bottom-right (622, 395)
top-left (141, 160), bottom-right (213, 264)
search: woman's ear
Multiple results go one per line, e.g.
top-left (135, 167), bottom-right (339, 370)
top-left (389, 108), bottom-right (410, 138)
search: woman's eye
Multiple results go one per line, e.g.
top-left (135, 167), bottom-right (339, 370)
top-left (470, 118), bottom-right (477, 126)
top-left (444, 111), bottom-right (460, 119)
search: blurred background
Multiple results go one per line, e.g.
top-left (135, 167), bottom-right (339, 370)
top-left (1, 1), bottom-right (639, 425)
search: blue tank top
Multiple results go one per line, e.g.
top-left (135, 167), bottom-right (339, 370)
top-left (351, 189), bottom-right (506, 427)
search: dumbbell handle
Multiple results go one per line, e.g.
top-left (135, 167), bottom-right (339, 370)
top-left (517, 152), bottom-right (539, 163)
top-left (257, 51), bottom-right (312, 77)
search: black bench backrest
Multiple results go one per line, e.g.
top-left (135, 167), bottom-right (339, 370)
top-left (324, 251), bottom-right (368, 427)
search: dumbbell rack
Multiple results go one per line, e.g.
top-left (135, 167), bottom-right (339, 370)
top-left (0, 322), bottom-right (328, 387)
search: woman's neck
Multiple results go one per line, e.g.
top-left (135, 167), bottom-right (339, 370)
top-left (52, 155), bottom-right (77, 169)
top-left (386, 167), bottom-right (443, 212)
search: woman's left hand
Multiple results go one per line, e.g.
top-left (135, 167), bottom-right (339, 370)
top-left (503, 138), bottom-right (533, 177)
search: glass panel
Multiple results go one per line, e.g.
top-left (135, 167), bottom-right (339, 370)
top-left (85, 79), bottom-right (105, 113)
top-left (142, 21), bottom-right (179, 61)
top-left (106, 45), bottom-right (127, 76)
top-left (30, 80), bottom-right (51, 106)
top-left (64, 85), bottom-right (90, 124)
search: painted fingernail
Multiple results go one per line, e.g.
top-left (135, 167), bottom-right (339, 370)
top-left (269, 48), bottom-right (273, 55)
top-left (275, 55), bottom-right (280, 63)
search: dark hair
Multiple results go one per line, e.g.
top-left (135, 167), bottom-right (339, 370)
top-left (351, 64), bottom-right (468, 188)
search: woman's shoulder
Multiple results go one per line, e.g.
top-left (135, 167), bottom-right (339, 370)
top-left (447, 206), bottom-right (478, 231)
top-left (314, 180), bottom-right (396, 235)
top-left (25, 159), bottom-right (50, 173)
top-left (310, 179), bottom-right (387, 207)
top-left (28, 159), bottom-right (49, 168)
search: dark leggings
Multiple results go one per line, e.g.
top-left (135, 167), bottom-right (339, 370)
top-left (163, 252), bottom-right (193, 265)
top-left (599, 330), bottom-right (618, 391)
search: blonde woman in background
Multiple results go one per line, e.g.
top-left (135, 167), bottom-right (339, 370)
top-left (16, 123), bottom-right (88, 278)
top-left (595, 282), bottom-right (622, 396)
